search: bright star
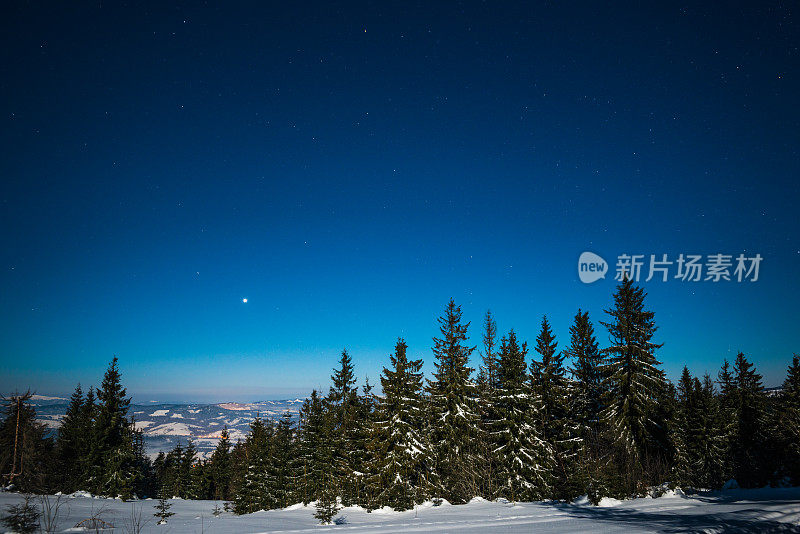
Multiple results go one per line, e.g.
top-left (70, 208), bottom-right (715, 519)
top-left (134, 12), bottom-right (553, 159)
top-left (242, 298), bottom-right (248, 303)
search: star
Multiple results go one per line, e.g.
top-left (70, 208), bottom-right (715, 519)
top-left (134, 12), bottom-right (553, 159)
top-left (242, 298), bottom-right (248, 303)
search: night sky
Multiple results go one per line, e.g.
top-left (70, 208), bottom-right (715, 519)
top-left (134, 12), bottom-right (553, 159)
top-left (1, 2), bottom-right (798, 401)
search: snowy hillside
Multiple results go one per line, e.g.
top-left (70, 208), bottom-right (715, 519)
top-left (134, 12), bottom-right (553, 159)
top-left (30, 398), bottom-right (304, 458)
top-left (1, 487), bottom-right (799, 533)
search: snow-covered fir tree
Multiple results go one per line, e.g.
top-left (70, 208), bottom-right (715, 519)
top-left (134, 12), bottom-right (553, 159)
top-left (327, 348), bottom-right (364, 505)
top-left (153, 496), bottom-right (174, 525)
top-left (729, 352), bottom-right (769, 487)
top-left (232, 417), bottom-right (274, 514)
top-left (565, 309), bottom-right (605, 497)
top-left (693, 374), bottom-right (726, 489)
top-left (475, 309), bottom-right (499, 497)
top-left (674, 369), bottom-right (725, 489)
top-left (351, 377), bottom-right (377, 505)
top-left (55, 384), bottom-right (89, 492)
top-left (0, 392), bottom-right (50, 494)
top-left (209, 426), bottom-right (232, 501)
top-left (314, 484), bottom-right (339, 524)
top-left (599, 277), bottom-right (665, 475)
top-left (531, 316), bottom-right (580, 499)
top-left (567, 309), bottom-right (603, 440)
top-left (90, 357), bottom-right (142, 499)
top-left (293, 390), bottom-right (330, 505)
top-left (426, 298), bottom-right (482, 504)
top-left (367, 338), bottom-right (432, 510)
top-left (267, 411), bottom-right (296, 508)
top-left (181, 440), bottom-right (198, 498)
top-left (491, 329), bottom-right (553, 501)
top-left (778, 355), bottom-right (800, 483)
top-left (477, 309), bottom-right (499, 394)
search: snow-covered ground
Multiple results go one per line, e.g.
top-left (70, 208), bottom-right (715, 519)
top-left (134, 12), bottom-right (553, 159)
top-left (2, 487), bottom-right (799, 533)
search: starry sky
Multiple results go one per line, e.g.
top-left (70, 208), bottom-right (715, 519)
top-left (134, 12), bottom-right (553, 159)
top-left (1, 2), bottom-right (798, 402)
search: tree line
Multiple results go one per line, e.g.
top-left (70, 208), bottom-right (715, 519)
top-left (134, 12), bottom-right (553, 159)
top-left (2, 278), bottom-right (799, 521)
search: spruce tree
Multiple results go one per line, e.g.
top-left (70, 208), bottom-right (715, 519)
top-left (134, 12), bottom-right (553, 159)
top-left (153, 497), bottom-right (174, 525)
top-left (426, 298), bottom-right (481, 503)
top-left (209, 427), bottom-right (232, 500)
top-left (351, 377), bottom-right (377, 505)
top-left (0, 392), bottom-right (53, 493)
top-left (693, 374), bottom-right (726, 489)
top-left (311, 401), bottom-right (338, 519)
top-left (158, 443), bottom-right (183, 499)
top-left (778, 355), bottom-right (800, 483)
top-left (56, 384), bottom-right (87, 492)
top-left (492, 330), bottom-right (553, 501)
top-left (531, 316), bottom-right (580, 499)
top-left (267, 411), bottom-right (296, 508)
top-left (368, 338), bottom-right (432, 510)
top-left (1, 495), bottom-right (40, 534)
top-left (314, 485), bottom-right (339, 524)
top-left (91, 357), bottom-right (138, 498)
top-left (76, 387), bottom-right (97, 490)
top-left (181, 440), bottom-right (198, 499)
top-left (731, 352), bottom-right (768, 487)
top-left (566, 309), bottom-right (604, 497)
top-left (716, 359), bottom-right (737, 480)
top-left (567, 310), bottom-right (603, 440)
top-left (475, 310), bottom-right (499, 498)
top-left (600, 277), bottom-right (666, 487)
top-left (673, 367), bottom-right (697, 486)
top-left (477, 309), bottom-right (499, 393)
top-left (294, 390), bottom-right (327, 504)
top-left (233, 417), bottom-right (273, 514)
top-left (327, 349), bottom-right (362, 505)
top-left (190, 459), bottom-right (212, 500)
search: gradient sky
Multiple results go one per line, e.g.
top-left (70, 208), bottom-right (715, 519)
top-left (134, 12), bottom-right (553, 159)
top-left (1, 2), bottom-right (798, 402)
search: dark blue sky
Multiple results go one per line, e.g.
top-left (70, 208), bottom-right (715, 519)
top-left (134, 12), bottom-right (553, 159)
top-left (1, 1), bottom-right (798, 401)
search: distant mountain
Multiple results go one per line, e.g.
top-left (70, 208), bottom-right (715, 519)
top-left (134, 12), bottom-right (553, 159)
top-left (30, 398), bottom-right (305, 459)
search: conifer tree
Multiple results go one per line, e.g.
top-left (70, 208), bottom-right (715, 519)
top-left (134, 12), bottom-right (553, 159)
top-left (294, 390), bottom-right (328, 504)
top-left (267, 411), bottom-right (296, 508)
top-left (1, 495), bottom-right (40, 534)
top-left (131, 424), bottom-right (151, 497)
top-left (673, 367), bottom-right (697, 486)
top-left (368, 338), bottom-right (432, 510)
top-left (351, 377), bottom-right (377, 505)
top-left (233, 417), bottom-right (273, 514)
top-left (91, 357), bottom-right (138, 498)
top-left (56, 384), bottom-right (87, 492)
top-left (227, 440), bottom-right (248, 509)
top-left (531, 316), bottom-right (580, 499)
top-left (75, 387), bottom-right (97, 490)
top-left (716, 359), bottom-right (737, 480)
top-left (180, 440), bottom-right (198, 499)
top-left (0, 392), bottom-right (52, 493)
top-left (314, 485), bottom-right (339, 524)
top-left (693, 374), bottom-right (726, 489)
top-left (159, 443), bottom-right (183, 499)
top-left (492, 330), bottom-right (553, 501)
top-left (477, 310), bottom-right (499, 394)
top-left (327, 349), bottom-right (362, 505)
top-left (730, 352), bottom-right (768, 487)
top-left (310, 402), bottom-right (338, 518)
top-left (778, 355), bottom-right (800, 483)
top-left (154, 497), bottom-right (174, 525)
top-left (475, 310), bottom-right (499, 497)
top-left (565, 309), bottom-right (605, 497)
top-left (567, 310), bottom-right (603, 439)
top-left (426, 298), bottom-right (481, 503)
top-left (209, 427), bottom-right (232, 501)
top-left (600, 277), bottom-right (666, 486)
